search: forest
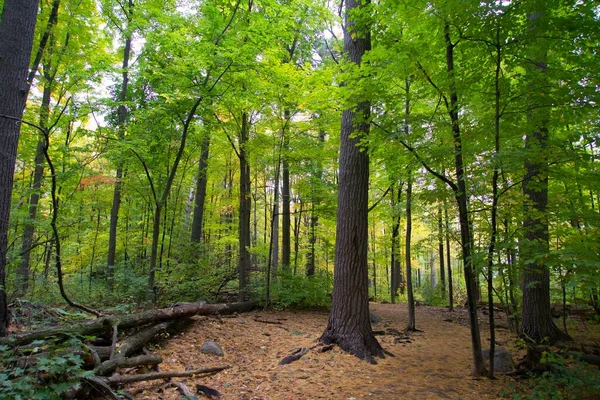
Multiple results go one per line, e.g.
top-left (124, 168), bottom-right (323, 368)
top-left (0, 0), bottom-right (599, 398)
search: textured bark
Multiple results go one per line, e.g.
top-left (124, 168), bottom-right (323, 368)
top-left (320, 0), bottom-right (383, 362)
top-left (0, 0), bottom-right (41, 336)
top-left (520, 9), bottom-right (569, 346)
top-left (107, 0), bottom-right (133, 290)
top-left (191, 133), bottom-right (210, 243)
top-left (238, 113), bottom-right (251, 301)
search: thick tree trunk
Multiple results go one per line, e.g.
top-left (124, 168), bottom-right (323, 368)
top-left (238, 113), bottom-right (251, 301)
top-left (320, 0), bottom-right (382, 362)
top-left (0, 0), bottom-right (41, 336)
top-left (191, 133), bottom-right (210, 243)
top-left (520, 9), bottom-right (569, 346)
top-left (521, 127), bottom-right (568, 344)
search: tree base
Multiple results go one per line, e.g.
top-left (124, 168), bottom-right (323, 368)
top-left (320, 326), bottom-right (384, 364)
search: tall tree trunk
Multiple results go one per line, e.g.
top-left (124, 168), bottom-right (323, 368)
top-left (107, 0), bottom-right (134, 291)
top-left (438, 206), bottom-right (445, 299)
top-left (390, 184), bottom-right (402, 303)
top-left (520, 9), bottom-right (569, 347)
top-left (282, 135), bottom-right (291, 270)
top-left (445, 23), bottom-right (486, 376)
top-left (191, 133), bottom-right (210, 243)
top-left (146, 97), bottom-right (203, 302)
top-left (444, 198), bottom-right (453, 311)
top-left (17, 79), bottom-right (51, 295)
top-left (0, 0), bottom-right (41, 336)
top-left (320, 0), bottom-right (383, 362)
top-left (238, 112), bottom-right (251, 301)
top-left (271, 165), bottom-right (280, 280)
top-left (405, 171), bottom-right (416, 331)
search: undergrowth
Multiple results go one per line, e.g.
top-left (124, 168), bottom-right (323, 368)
top-left (502, 352), bottom-right (600, 400)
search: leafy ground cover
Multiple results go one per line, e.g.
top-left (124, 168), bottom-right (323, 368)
top-left (127, 303), bottom-right (599, 400)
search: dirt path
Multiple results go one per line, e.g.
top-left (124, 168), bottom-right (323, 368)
top-left (134, 303), bottom-right (517, 399)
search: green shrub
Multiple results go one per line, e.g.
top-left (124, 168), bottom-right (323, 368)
top-left (503, 352), bottom-right (600, 400)
top-left (256, 270), bottom-right (332, 309)
top-left (0, 338), bottom-right (91, 399)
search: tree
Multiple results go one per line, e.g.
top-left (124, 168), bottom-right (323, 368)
top-left (0, 0), bottom-right (41, 336)
top-left (106, 0), bottom-right (134, 291)
top-left (320, 0), bottom-right (384, 362)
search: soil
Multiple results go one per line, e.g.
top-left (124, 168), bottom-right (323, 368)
top-left (129, 303), bottom-right (535, 400)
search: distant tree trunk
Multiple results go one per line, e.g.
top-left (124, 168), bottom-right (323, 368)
top-left (371, 220), bottom-right (377, 298)
top-left (320, 0), bottom-right (383, 362)
top-left (306, 131), bottom-right (325, 277)
top-left (306, 202), bottom-right (317, 277)
top-left (271, 162), bottom-right (280, 280)
top-left (107, 1), bottom-right (133, 291)
top-left (444, 198), bottom-right (453, 311)
top-left (238, 112), bottom-right (251, 301)
top-left (405, 171), bottom-right (416, 331)
top-left (191, 133), bottom-right (210, 243)
top-left (438, 206), bottom-right (446, 299)
top-left (282, 134), bottom-right (291, 271)
top-left (17, 79), bottom-right (50, 295)
top-left (146, 97), bottom-right (202, 302)
top-left (0, 0), bottom-right (41, 336)
top-left (390, 184), bottom-right (402, 303)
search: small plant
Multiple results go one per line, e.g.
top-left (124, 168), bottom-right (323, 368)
top-left (502, 352), bottom-right (600, 400)
top-left (0, 338), bottom-right (92, 399)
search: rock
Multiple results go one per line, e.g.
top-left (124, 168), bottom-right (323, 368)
top-left (370, 312), bottom-right (382, 324)
top-left (201, 341), bottom-right (224, 357)
top-left (482, 346), bottom-right (514, 373)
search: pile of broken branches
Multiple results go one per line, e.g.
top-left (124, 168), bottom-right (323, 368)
top-left (0, 301), bottom-right (256, 399)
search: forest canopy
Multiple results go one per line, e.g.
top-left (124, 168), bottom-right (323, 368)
top-left (0, 0), bottom-right (599, 390)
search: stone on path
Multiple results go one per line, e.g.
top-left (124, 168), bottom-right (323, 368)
top-left (201, 341), bottom-right (224, 357)
top-left (482, 346), bottom-right (514, 373)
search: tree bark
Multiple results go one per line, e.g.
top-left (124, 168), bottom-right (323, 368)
top-left (17, 80), bottom-right (50, 295)
top-left (405, 171), bottom-right (416, 331)
top-left (107, 6), bottom-right (133, 290)
top-left (320, 0), bottom-right (383, 362)
top-left (191, 133), bottom-right (210, 243)
top-left (238, 113), bottom-right (251, 301)
top-left (438, 206), bottom-right (446, 299)
top-left (520, 8), bottom-right (569, 346)
top-left (282, 132), bottom-right (291, 270)
top-left (0, 0), bottom-right (41, 336)
top-left (445, 23), bottom-right (486, 376)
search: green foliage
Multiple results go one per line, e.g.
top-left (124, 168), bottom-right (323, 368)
top-left (0, 338), bottom-right (91, 399)
top-left (257, 271), bottom-right (332, 309)
top-left (415, 282), bottom-right (447, 307)
top-left (503, 353), bottom-right (600, 400)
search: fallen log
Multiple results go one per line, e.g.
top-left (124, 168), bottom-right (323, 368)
top-left (105, 365), bottom-right (231, 386)
top-left (94, 354), bottom-right (163, 376)
top-left (1, 301), bottom-right (257, 347)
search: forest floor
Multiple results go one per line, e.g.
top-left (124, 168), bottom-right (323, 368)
top-left (126, 302), bottom-right (600, 400)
